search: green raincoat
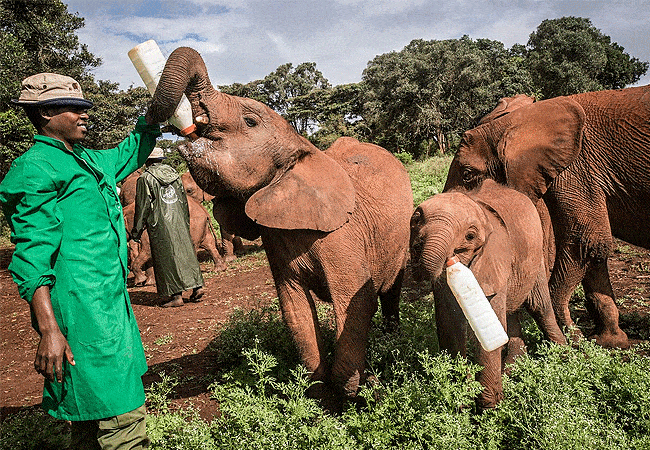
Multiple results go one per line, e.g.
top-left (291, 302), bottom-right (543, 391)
top-left (0, 117), bottom-right (160, 421)
top-left (131, 163), bottom-right (203, 296)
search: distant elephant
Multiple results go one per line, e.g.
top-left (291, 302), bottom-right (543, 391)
top-left (181, 171), bottom-right (244, 262)
top-left (146, 47), bottom-right (414, 398)
top-left (410, 180), bottom-right (567, 409)
top-left (445, 85), bottom-right (650, 349)
top-left (123, 193), bottom-right (227, 285)
top-left (119, 168), bottom-right (142, 206)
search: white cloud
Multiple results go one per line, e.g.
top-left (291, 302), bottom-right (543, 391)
top-left (65, 0), bottom-right (650, 89)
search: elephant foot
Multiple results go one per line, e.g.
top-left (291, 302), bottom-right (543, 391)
top-left (566, 326), bottom-right (584, 347)
top-left (232, 237), bottom-right (244, 254)
top-left (476, 390), bottom-right (503, 411)
top-left (306, 382), bottom-right (344, 415)
top-left (224, 254), bottom-right (237, 263)
top-left (591, 329), bottom-right (629, 349)
top-left (214, 260), bottom-right (228, 271)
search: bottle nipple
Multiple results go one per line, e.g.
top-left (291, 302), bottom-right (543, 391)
top-left (446, 255), bottom-right (460, 267)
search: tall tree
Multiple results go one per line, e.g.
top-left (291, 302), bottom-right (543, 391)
top-left (362, 36), bottom-right (535, 157)
top-left (220, 62), bottom-right (330, 135)
top-left (526, 17), bottom-right (648, 98)
top-left (82, 81), bottom-right (151, 150)
top-left (308, 82), bottom-right (369, 149)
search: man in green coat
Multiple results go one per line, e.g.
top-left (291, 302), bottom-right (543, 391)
top-left (0, 73), bottom-right (161, 449)
top-left (131, 150), bottom-right (204, 307)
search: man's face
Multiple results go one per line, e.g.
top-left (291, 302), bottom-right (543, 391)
top-left (41, 106), bottom-right (90, 148)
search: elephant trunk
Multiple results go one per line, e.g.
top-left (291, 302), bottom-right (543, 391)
top-left (413, 225), bottom-right (455, 282)
top-left (146, 47), bottom-right (215, 125)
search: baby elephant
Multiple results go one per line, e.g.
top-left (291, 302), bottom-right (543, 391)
top-left (410, 179), bottom-right (566, 409)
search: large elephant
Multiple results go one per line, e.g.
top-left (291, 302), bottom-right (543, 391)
top-left (145, 47), bottom-right (413, 398)
top-left (410, 179), bottom-right (566, 409)
top-left (445, 86), bottom-right (650, 349)
top-left (123, 193), bottom-right (227, 285)
top-left (181, 171), bottom-right (244, 262)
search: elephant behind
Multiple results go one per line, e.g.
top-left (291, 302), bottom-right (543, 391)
top-left (145, 46), bottom-right (414, 399)
top-left (445, 86), bottom-right (650, 349)
top-left (123, 193), bottom-right (227, 286)
top-left (410, 179), bottom-right (566, 409)
top-left (181, 171), bottom-right (244, 262)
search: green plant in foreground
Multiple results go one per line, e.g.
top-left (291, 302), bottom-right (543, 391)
top-left (477, 340), bottom-right (650, 450)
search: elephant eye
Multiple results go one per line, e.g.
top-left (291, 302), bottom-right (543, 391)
top-left (465, 231), bottom-right (476, 241)
top-left (462, 168), bottom-right (475, 184)
top-left (244, 117), bottom-right (257, 127)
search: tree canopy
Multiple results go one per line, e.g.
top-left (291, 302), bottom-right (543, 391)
top-left (0, 0), bottom-right (150, 179)
top-left (1, 1), bottom-right (647, 174)
top-left (526, 17), bottom-right (648, 98)
top-left (219, 62), bottom-right (331, 135)
top-left (361, 36), bottom-right (536, 156)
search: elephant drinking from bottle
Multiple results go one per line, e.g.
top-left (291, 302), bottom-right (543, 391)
top-left (145, 47), bottom-right (413, 399)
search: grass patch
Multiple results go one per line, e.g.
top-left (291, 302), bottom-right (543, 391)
top-left (407, 155), bottom-right (453, 207)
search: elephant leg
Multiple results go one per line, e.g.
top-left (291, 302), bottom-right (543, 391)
top-left (233, 235), bottom-right (244, 253)
top-left (548, 249), bottom-right (588, 343)
top-left (476, 293), bottom-right (507, 409)
top-left (220, 230), bottom-right (238, 262)
top-left (434, 281), bottom-right (467, 356)
top-left (503, 312), bottom-right (526, 375)
top-left (130, 242), bottom-right (149, 286)
top-left (144, 265), bottom-right (155, 286)
top-left (277, 283), bottom-right (327, 381)
top-left (526, 270), bottom-right (567, 345)
top-left (582, 260), bottom-right (629, 348)
top-left (378, 268), bottom-right (403, 332)
top-left (199, 222), bottom-right (227, 271)
top-left (330, 279), bottom-right (378, 397)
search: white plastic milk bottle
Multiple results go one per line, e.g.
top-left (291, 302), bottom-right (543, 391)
top-left (128, 40), bottom-right (197, 138)
top-left (446, 255), bottom-right (509, 352)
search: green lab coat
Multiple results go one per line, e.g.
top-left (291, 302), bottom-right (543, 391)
top-left (132, 163), bottom-right (203, 296)
top-left (0, 117), bottom-right (160, 421)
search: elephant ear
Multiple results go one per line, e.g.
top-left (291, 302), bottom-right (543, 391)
top-left (499, 97), bottom-right (585, 202)
top-left (467, 196), bottom-right (512, 298)
top-left (479, 94), bottom-right (535, 124)
top-left (245, 149), bottom-right (355, 231)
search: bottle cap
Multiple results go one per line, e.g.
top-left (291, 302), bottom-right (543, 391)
top-left (446, 255), bottom-right (460, 267)
top-left (179, 123), bottom-right (197, 136)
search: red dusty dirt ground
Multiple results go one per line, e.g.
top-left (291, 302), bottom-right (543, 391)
top-left (1, 239), bottom-right (649, 422)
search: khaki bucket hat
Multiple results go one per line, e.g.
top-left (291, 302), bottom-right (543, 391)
top-left (12, 73), bottom-right (93, 108)
top-left (147, 147), bottom-right (165, 160)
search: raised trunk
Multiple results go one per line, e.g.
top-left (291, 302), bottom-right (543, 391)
top-left (146, 47), bottom-right (215, 125)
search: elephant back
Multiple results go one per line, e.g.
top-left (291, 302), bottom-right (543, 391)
top-left (325, 137), bottom-right (413, 208)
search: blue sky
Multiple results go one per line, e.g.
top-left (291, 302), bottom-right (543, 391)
top-left (65, 0), bottom-right (650, 89)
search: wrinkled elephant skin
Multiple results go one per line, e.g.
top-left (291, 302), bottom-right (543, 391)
top-left (445, 86), bottom-right (650, 349)
top-left (410, 180), bottom-right (566, 408)
top-left (146, 47), bottom-right (414, 399)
